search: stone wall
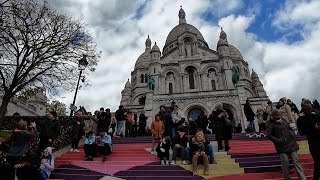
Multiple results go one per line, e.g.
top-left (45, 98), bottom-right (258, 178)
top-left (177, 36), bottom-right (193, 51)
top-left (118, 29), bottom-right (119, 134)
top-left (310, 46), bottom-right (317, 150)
top-left (1, 115), bottom-right (97, 150)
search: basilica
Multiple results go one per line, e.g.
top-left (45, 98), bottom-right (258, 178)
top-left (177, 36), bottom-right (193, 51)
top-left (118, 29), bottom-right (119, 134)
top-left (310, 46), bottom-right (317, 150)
top-left (120, 7), bottom-right (269, 130)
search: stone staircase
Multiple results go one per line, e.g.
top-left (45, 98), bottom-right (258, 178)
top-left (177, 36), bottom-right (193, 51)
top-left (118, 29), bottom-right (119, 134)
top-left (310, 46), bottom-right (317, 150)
top-left (50, 133), bottom-right (313, 180)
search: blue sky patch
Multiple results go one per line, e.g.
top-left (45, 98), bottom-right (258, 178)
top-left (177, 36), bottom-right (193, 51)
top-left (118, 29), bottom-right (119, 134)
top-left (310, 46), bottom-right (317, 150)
top-left (200, 0), bottom-right (303, 44)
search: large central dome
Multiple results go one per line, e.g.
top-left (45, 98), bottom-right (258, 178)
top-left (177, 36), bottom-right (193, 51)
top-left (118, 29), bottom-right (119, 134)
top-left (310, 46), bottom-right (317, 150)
top-left (162, 7), bottom-right (208, 55)
top-left (165, 23), bottom-right (206, 45)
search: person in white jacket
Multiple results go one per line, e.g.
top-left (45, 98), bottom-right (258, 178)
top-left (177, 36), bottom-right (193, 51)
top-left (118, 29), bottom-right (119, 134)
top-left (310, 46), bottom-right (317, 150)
top-left (40, 147), bottom-right (54, 180)
top-left (171, 105), bottom-right (185, 138)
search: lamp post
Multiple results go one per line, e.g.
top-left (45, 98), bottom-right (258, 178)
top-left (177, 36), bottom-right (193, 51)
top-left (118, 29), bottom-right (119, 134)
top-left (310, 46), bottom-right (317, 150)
top-left (69, 55), bottom-right (88, 117)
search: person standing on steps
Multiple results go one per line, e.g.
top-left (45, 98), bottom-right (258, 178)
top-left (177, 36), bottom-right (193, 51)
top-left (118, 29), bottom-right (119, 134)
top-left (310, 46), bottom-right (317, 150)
top-left (151, 114), bottom-right (165, 154)
top-left (244, 99), bottom-right (256, 132)
top-left (210, 103), bottom-right (232, 152)
top-left (266, 109), bottom-right (306, 180)
top-left (138, 111), bottom-right (147, 136)
top-left (37, 111), bottom-right (61, 154)
top-left (70, 111), bottom-right (85, 152)
top-left (115, 105), bottom-right (126, 137)
top-left (297, 100), bottom-right (320, 180)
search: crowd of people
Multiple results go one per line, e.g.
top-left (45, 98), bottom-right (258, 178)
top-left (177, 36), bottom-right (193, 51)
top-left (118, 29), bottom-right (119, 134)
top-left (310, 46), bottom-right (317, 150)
top-left (0, 97), bottom-right (319, 179)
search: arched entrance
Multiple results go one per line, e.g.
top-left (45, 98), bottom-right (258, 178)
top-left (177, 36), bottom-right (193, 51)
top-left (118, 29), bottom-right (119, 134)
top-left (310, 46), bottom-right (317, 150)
top-left (188, 107), bottom-right (204, 121)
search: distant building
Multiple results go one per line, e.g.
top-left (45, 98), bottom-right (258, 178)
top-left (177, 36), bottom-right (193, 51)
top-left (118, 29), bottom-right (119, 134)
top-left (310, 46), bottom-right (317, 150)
top-left (0, 90), bottom-right (47, 116)
top-left (120, 7), bottom-right (269, 130)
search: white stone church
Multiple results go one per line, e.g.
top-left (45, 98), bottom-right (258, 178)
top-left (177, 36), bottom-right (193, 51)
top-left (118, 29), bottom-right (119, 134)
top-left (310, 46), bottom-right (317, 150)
top-left (120, 8), bottom-right (269, 130)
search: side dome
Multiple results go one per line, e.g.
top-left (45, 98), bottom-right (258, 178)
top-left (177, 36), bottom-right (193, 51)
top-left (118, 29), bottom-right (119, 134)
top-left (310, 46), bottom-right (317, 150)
top-left (151, 42), bottom-right (161, 53)
top-left (229, 44), bottom-right (243, 60)
top-left (134, 50), bottom-right (151, 69)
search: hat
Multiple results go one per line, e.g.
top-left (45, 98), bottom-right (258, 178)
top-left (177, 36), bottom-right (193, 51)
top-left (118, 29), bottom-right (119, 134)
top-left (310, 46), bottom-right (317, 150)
top-left (44, 147), bottom-right (53, 155)
top-left (49, 111), bottom-right (57, 118)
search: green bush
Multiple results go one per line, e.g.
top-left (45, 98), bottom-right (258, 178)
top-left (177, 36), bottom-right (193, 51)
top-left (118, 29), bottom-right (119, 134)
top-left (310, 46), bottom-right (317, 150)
top-left (0, 130), bottom-right (11, 139)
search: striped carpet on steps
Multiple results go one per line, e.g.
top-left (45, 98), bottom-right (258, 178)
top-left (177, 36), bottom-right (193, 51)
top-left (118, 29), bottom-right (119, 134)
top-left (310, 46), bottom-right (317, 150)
top-left (51, 134), bottom-right (313, 180)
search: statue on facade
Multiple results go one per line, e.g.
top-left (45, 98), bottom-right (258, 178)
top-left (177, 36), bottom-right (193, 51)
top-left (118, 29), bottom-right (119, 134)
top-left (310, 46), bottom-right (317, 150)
top-left (231, 66), bottom-right (240, 85)
top-left (146, 73), bottom-right (155, 91)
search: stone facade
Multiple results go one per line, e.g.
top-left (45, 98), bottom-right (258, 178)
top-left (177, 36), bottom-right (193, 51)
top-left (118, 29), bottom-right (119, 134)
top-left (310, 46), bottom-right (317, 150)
top-left (0, 90), bottom-right (47, 116)
top-left (120, 8), bottom-right (269, 131)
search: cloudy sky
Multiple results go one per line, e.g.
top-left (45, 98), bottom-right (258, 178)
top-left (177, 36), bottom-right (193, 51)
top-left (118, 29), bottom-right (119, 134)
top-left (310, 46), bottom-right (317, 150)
top-left (48, 0), bottom-right (320, 113)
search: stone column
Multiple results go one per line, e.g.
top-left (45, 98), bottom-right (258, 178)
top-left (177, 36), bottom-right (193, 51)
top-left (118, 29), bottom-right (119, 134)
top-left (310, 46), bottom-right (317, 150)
top-left (144, 90), bottom-right (154, 127)
top-left (236, 81), bottom-right (248, 133)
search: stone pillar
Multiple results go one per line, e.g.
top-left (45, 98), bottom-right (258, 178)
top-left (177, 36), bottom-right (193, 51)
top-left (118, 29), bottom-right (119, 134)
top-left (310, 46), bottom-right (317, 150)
top-left (236, 81), bottom-right (248, 133)
top-left (144, 90), bottom-right (154, 127)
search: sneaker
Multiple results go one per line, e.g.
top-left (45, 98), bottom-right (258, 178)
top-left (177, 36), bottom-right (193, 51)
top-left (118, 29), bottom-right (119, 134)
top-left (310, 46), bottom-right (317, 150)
top-left (170, 160), bottom-right (176, 165)
top-left (160, 160), bottom-right (165, 165)
top-left (102, 156), bottom-right (107, 162)
top-left (73, 149), bottom-right (80, 152)
top-left (182, 160), bottom-right (187, 165)
top-left (210, 159), bottom-right (217, 164)
top-left (204, 169), bottom-right (209, 175)
top-left (69, 148), bottom-right (74, 152)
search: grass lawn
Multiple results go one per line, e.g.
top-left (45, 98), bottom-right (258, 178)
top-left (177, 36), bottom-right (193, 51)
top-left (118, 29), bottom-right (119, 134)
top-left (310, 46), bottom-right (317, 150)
top-left (0, 130), bottom-right (11, 139)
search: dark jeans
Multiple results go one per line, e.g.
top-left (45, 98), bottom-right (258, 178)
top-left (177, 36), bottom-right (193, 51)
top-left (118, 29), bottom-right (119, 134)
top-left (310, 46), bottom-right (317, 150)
top-left (259, 123), bottom-right (266, 132)
top-left (217, 139), bottom-right (230, 151)
top-left (84, 144), bottom-right (97, 157)
top-left (309, 140), bottom-right (320, 180)
top-left (125, 122), bottom-right (133, 137)
top-left (138, 126), bottom-right (146, 136)
top-left (37, 137), bottom-right (53, 155)
top-left (71, 137), bottom-right (80, 149)
top-left (97, 144), bottom-right (112, 156)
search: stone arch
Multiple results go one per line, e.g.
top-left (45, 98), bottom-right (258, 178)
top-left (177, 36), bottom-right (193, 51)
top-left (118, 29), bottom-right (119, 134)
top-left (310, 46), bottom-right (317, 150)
top-left (203, 64), bottom-right (221, 74)
top-left (161, 67), bottom-right (179, 77)
top-left (183, 102), bottom-right (210, 119)
top-left (211, 100), bottom-right (241, 121)
top-left (244, 86), bottom-right (255, 97)
top-left (183, 64), bottom-right (200, 73)
top-left (132, 93), bottom-right (146, 105)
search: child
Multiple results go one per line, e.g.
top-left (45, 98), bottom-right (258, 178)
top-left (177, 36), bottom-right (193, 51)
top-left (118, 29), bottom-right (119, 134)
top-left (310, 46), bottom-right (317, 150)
top-left (190, 132), bottom-right (209, 175)
top-left (171, 127), bottom-right (189, 165)
top-left (96, 130), bottom-right (112, 162)
top-left (156, 137), bottom-right (171, 165)
top-left (84, 131), bottom-right (96, 161)
top-left (151, 114), bottom-right (165, 154)
top-left (40, 147), bottom-right (54, 180)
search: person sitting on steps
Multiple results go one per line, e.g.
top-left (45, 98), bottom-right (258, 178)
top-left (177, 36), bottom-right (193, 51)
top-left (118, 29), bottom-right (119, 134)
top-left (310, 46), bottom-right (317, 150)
top-left (96, 129), bottom-right (112, 162)
top-left (84, 131), bottom-right (97, 161)
top-left (156, 136), bottom-right (171, 165)
top-left (171, 127), bottom-right (189, 165)
top-left (190, 132), bottom-right (209, 176)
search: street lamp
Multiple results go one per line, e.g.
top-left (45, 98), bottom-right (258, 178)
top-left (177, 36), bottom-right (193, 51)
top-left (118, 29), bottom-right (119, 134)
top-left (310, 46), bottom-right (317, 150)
top-left (69, 55), bottom-right (88, 117)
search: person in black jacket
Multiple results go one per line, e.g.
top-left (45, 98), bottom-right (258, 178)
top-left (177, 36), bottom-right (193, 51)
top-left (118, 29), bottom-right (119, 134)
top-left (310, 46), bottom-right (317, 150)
top-left (138, 111), bottom-right (147, 136)
top-left (171, 127), bottom-right (189, 165)
top-left (244, 99), bottom-right (256, 132)
top-left (70, 111), bottom-right (85, 152)
top-left (115, 105), bottom-right (126, 136)
top-left (156, 136), bottom-right (171, 165)
top-left (266, 109), bottom-right (306, 180)
top-left (37, 111), bottom-right (61, 154)
top-left (297, 100), bottom-right (320, 180)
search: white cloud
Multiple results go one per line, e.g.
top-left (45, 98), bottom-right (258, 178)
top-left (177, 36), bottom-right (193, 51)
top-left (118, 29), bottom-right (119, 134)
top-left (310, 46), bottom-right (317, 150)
top-left (48, 0), bottom-right (320, 113)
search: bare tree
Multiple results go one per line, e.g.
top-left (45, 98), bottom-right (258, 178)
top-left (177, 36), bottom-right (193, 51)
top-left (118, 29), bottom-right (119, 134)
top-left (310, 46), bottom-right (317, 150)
top-left (0, 0), bottom-right (100, 125)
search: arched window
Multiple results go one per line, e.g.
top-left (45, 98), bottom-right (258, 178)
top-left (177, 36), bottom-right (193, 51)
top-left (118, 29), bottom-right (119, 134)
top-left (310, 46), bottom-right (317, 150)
top-left (169, 83), bottom-right (173, 94)
top-left (187, 68), bottom-right (195, 89)
top-left (144, 74), bottom-right (147, 83)
top-left (211, 80), bottom-right (216, 90)
top-left (140, 74), bottom-right (144, 83)
top-left (154, 68), bottom-right (156, 73)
